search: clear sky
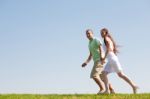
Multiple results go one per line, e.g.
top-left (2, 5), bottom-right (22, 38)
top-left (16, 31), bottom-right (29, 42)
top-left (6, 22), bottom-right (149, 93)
top-left (0, 0), bottom-right (150, 94)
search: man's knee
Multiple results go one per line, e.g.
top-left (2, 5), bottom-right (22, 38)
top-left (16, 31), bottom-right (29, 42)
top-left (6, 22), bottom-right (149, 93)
top-left (92, 75), bottom-right (99, 80)
top-left (100, 75), bottom-right (104, 82)
top-left (100, 71), bottom-right (107, 81)
top-left (102, 71), bottom-right (108, 76)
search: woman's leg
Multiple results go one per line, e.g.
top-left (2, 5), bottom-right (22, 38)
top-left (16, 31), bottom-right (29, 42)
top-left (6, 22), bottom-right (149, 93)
top-left (117, 71), bottom-right (138, 94)
top-left (100, 74), bottom-right (115, 94)
top-left (109, 84), bottom-right (115, 94)
top-left (101, 71), bottom-right (110, 94)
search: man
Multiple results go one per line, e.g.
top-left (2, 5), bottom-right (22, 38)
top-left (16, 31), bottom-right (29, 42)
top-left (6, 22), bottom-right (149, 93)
top-left (81, 29), bottom-right (114, 94)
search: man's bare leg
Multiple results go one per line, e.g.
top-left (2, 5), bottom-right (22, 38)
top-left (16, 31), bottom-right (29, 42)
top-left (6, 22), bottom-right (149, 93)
top-left (93, 77), bottom-right (104, 93)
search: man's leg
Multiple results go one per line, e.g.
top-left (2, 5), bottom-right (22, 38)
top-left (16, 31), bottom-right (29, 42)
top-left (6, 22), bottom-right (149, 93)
top-left (93, 77), bottom-right (104, 92)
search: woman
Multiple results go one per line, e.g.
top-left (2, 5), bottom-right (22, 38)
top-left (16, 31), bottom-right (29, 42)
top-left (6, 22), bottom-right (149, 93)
top-left (100, 28), bottom-right (138, 94)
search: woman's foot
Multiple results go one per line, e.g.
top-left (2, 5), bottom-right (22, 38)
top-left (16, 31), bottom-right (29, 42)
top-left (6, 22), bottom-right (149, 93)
top-left (133, 86), bottom-right (139, 94)
top-left (110, 89), bottom-right (115, 94)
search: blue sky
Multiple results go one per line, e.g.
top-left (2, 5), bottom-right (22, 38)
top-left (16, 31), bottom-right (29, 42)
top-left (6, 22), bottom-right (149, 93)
top-left (0, 0), bottom-right (150, 94)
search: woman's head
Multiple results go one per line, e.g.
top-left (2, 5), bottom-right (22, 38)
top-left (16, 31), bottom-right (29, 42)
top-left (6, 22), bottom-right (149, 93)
top-left (86, 29), bottom-right (94, 40)
top-left (100, 28), bottom-right (109, 38)
top-left (100, 28), bottom-right (119, 54)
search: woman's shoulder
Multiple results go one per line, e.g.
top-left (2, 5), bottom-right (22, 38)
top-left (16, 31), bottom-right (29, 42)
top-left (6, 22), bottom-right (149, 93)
top-left (105, 36), bottom-right (110, 41)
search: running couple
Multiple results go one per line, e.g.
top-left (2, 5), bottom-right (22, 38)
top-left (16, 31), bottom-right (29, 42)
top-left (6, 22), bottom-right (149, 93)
top-left (81, 28), bottom-right (138, 94)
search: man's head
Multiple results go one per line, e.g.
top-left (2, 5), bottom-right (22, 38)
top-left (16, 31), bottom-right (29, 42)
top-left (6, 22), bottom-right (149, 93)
top-left (86, 29), bottom-right (94, 40)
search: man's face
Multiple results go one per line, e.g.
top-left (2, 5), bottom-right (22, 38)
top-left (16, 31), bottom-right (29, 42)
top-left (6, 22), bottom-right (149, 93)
top-left (86, 31), bottom-right (93, 40)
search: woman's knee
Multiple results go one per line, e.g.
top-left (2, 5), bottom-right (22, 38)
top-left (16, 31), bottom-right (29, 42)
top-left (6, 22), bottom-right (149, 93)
top-left (117, 72), bottom-right (125, 78)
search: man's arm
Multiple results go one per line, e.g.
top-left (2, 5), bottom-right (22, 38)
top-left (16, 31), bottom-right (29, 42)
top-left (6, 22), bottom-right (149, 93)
top-left (82, 52), bottom-right (92, 67)
top-left (99, 45), bottom-right (106, 65)
top-left (98, 45), bottom-right (103, 60)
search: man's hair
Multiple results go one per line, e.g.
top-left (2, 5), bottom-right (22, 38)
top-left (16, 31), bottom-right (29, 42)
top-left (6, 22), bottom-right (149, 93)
top-left (86, 29), bottom-right (93, 34)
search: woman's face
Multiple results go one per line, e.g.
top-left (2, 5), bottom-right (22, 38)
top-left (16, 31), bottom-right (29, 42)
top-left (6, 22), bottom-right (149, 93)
top-left (101, 30), bottom-right (106, 38)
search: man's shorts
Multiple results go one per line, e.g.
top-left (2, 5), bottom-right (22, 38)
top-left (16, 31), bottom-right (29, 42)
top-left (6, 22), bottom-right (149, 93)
top-left (90, 61), bottom-right (103, 78)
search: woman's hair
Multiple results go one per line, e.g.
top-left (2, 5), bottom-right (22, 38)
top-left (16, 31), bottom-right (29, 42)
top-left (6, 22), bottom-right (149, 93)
top-left (101, 28), bottom-right (119, 54)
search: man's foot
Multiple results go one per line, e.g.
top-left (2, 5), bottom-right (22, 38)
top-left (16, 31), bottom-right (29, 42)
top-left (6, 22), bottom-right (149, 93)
top-left (133, 86), bottom-right (139, 94)
top-left (102, 91), bottom-right (110, 94)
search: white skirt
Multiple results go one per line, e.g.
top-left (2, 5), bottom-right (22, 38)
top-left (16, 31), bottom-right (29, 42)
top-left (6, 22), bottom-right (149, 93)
top-left (104, 52), bottom-right (122, 73)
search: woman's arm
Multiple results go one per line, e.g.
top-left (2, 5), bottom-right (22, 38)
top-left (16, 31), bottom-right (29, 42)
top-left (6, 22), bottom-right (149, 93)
top-left (104, 48), bottom-right (109, 60)
top-left (103, 37), bottom-right (110, 60)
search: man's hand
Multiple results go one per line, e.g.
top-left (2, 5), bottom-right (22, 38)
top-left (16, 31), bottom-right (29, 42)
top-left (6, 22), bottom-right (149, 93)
top-left (82, 62), bottom-right (87, 67)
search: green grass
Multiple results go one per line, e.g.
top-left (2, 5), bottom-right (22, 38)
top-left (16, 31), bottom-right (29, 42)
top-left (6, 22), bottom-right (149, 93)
top-left (0, 94), bottom-right (150, 99)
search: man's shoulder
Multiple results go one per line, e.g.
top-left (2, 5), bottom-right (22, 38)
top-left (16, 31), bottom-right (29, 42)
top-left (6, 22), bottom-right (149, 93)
top-left (94, 37), bottom-right (99, 41)
top-left (94, 37), bottom-right (102, 43)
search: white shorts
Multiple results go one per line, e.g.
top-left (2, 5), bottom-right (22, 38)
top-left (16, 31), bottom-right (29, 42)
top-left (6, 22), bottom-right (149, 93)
top-left (104, 52), bottom-right (122, 73)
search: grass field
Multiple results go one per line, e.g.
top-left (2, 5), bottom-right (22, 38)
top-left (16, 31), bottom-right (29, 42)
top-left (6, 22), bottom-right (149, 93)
top-left (0, 94), bottom-right (150, 99)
